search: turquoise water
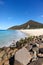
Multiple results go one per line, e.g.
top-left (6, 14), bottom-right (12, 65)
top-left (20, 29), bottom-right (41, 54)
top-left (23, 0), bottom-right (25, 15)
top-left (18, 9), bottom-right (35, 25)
top-left (0, 30), bottom-right (27, 48)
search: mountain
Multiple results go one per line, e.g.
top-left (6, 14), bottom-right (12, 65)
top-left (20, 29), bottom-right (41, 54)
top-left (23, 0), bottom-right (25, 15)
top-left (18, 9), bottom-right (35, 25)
top-left (8, 20), bottom-right (43, 30)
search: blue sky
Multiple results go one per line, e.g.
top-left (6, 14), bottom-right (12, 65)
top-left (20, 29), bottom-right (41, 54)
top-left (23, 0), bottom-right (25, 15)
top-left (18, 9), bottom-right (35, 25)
top-left (0, 0), bottom-right (43, 29)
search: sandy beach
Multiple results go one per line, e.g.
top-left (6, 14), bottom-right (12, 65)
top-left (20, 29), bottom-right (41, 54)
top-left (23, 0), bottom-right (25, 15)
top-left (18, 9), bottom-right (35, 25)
top-left (20, 29), bottom-right (43, 36)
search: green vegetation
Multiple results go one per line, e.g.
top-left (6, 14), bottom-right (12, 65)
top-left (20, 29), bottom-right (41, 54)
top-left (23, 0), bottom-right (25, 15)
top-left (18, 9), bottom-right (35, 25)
top-left (8, 20), bottom-right (43, 30)
top-left (16, 36), bottom-right (34, 49)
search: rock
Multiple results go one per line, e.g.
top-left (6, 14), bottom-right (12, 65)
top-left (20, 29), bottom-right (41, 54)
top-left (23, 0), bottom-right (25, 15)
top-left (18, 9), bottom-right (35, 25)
top-left (15, 47), bottom-right (32, 65)
top-left (39, 44), bottom-right (43, 48)
top-left (32, 51), bottom-right (38, 62)
top-left (25, 44), bottom-right (32, 51)
top-left (39, 48), bottom-right (43, 53)
top-left (38, 53), bottom-right (43, 58)
top-left (4, 60), bottom-right (9, 65)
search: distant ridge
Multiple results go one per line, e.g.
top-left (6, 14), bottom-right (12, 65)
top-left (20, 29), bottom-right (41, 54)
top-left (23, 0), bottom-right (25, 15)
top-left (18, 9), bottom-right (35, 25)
top-left (8, 20), bottom-right (43, 30)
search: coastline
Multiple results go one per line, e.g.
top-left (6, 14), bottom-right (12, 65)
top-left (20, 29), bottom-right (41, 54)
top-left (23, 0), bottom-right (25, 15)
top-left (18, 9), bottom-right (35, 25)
top-left (0, 31), bottom-right (43, 65)
top-left (20, 28), bottom-right (43, 36)
top-left (0, 30), bottom-right (27, 48)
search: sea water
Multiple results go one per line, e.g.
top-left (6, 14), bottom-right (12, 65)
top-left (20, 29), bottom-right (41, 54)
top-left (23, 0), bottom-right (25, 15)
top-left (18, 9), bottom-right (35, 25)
top-left (0, 30), bottom-right (27, 48)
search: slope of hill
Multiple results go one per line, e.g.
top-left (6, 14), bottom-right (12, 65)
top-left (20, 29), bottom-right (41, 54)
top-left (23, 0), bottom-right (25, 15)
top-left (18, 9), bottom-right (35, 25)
top-left (8, 20), bottom-right (43, 30)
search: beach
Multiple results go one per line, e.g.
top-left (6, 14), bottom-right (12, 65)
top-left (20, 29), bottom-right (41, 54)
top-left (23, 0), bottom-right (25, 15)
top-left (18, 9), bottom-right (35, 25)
top-left (0, 29), bottom-right (43, 65)
top-left (20, 29), bottom-right (43, 36)
top-left (0, 33), bottom-right (43, 65)
top-left (0, 30), bottom-right (27, 48)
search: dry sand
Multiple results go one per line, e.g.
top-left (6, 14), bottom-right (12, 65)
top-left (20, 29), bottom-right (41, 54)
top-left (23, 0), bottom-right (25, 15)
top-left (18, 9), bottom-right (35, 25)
top-left (20, 29), bottom-right (43, 36)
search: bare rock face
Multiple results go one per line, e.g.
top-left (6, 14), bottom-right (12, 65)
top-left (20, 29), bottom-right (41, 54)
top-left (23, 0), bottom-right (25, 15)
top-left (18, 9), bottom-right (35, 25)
top-left (25, 44), bottom-right (32, 51)
top-left (27, 25), bottom-right (30, 29)
top-left (15, 47), bottom-right (32, 65)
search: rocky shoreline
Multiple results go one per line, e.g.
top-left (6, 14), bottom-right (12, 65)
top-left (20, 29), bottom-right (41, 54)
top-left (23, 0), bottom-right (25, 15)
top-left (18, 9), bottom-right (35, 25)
top-left (0, 35), bottom-right (43, 65)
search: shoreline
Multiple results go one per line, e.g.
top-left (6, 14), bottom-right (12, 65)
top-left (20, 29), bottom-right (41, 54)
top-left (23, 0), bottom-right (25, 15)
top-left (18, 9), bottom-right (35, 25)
top-left (0, 30), bottom-right (27, 48)
top-left (20, 29), bottom-right (43, 36)
top-left (0, 33), bottom-right (43, 65)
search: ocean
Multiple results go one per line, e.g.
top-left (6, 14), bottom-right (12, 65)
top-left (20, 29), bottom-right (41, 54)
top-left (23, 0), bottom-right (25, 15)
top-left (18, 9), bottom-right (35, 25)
top-left (0, 30), bottom-right (27, 48)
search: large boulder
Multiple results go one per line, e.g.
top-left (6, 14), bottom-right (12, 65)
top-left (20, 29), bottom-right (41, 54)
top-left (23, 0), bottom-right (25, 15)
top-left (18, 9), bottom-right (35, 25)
top-left (15, 47), bottom-right (32, 65)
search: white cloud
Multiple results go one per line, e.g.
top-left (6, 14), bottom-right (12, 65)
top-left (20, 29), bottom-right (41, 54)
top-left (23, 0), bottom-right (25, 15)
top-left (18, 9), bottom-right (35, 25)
top-left (0, 0), bottom-right (4, 5)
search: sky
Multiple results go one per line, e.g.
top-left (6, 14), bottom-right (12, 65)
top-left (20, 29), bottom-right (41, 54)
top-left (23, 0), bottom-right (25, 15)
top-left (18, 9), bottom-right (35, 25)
top-left (0, 0), bottom-right (43, 29)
